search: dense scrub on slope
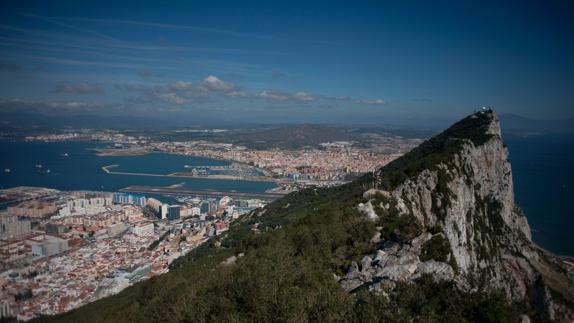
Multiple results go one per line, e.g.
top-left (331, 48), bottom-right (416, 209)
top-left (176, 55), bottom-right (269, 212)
top-left (38, 176), bottom-right (530, 323)
top-left (375, 111), bottom-right (495, 190)
top-left (37, 112), bottom-right (542, 322)
top-left (420, 235), bottom-right (451, 262)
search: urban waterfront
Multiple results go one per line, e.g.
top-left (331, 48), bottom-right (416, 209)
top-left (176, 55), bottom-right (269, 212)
top-left (0, 140), bottom-right (277, 194)
top-left (1, 136), bottom-right (573, 256)
top-left (0, 140), bottom-right (276, 319)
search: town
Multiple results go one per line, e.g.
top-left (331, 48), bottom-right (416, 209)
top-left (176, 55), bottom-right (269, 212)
top-left (0, 186), bottom-right (267, 320)
top-left (0, 127), bottom-right (423, 320)
top-left (23, 127), bottom-right (422, 185)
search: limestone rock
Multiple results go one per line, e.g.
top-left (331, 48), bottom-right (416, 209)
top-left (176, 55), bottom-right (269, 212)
top-left (412, 260), bottom-right (454, 281)
top-left (362, 188), bottom-right (390, 200)
top-left (358, 200), bottom-right (378, 220)
top-left (343, 111), bottom-right (574, 321)
top-left (361, 256), bottom-right (373, 271)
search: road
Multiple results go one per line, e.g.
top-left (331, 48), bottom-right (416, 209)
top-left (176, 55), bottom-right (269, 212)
top-left (119, 185), bottom-right (288, 199)
top-left (101, 164), bottom-right (286, 183)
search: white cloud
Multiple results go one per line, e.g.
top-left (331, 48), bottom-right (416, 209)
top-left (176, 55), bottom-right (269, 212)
top-left (258, 90), bottom-right (289, 101)
top-left (226, 91), bottom-right (254, 98)
top-left (0, 97), bottom-right (100, 111)
top-left (114, 76), bottom-right (385, 108)
top-left (169, 81), bottom-right (195, 91)
top-left (155, 93), bottom-right (193, 105)
top-left (201, 75), bottom-right (235, 91)
top-left (292, 91), bottom-right (315, 102)
top-left (357, 99), bottom-right (385, 105)
top-left (54, 101), bottom-right (91, 108)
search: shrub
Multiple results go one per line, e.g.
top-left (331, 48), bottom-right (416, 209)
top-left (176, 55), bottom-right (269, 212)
top-left (421, 234), bottom-right (451, 262)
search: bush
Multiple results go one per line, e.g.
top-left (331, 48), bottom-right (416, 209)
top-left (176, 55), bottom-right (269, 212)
top-left (421, 234), bottom-right (451, 262)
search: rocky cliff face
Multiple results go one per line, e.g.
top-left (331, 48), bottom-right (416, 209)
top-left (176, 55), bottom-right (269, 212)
top-left (343, 110), bottom-right (574, 322)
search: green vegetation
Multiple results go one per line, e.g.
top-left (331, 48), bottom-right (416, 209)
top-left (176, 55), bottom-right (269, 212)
top-left (420, 234), bottom-right (451, 262)
top-left (158, 124), bottom-right (435, 150)
top-left (376, 111), bottom-right (495, 190)
top-left (470, 196), bottom-right (506, 261)
top-left (371, 194), bottom-right (422, 243)
top-left (374, 204), bottom-right (422, 243)
top-left (38, 177), bottom-right (523, 323)
top-left (36, 112), bottom-right (529, 322)
top-left (354, 275), bottom-right (517, 323)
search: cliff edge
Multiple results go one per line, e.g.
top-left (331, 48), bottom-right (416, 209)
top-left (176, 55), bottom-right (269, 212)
top-left (344, 110), bottom-right (574, 321)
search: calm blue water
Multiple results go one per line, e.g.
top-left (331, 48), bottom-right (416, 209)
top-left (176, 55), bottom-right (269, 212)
top-left (505, 133), bottom-right (574, 256)
top-left (0, 140), bottom-right (276, 193)
top-left (1, 137), bottom-right (572, 256)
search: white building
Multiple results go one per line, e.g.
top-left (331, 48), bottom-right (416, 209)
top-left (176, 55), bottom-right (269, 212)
top-left (31, 235), bottom-right (69, 257)
top-left (146, 198), bottom-right (163, 213)
top-left (57, 195), bottom-right (116, 218)
top-left (0, 214), bottom-right (31, 239)
top-left (219, 196), bottom-right (233, 209)
top-left (132, 222), bottom-right (154, 237)
top-left (159, 204), bottom-right (168, 220)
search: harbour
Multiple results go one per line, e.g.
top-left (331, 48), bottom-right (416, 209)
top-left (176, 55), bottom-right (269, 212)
top-left (0, 140), bottom-right (277, 194)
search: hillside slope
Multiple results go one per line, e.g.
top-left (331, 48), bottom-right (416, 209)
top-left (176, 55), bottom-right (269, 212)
top-left (38, 111), bottom-right (574, 322)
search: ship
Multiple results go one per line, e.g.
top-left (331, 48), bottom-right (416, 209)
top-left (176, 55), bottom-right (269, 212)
top-left (36, 165), bottom-right (51, 175)
top-left (37, 168), bottom-right (51, 175)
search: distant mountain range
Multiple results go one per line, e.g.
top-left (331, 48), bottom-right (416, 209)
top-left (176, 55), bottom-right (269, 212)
top-left (1, 108), bottom-right (571, 138)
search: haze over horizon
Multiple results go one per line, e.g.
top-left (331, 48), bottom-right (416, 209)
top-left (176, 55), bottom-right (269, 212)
top-left (1, 1), bottom-right (573, 126)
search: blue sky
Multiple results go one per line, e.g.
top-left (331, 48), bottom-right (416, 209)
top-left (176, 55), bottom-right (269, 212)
top-left (0, 0), bottom-right (573, 125)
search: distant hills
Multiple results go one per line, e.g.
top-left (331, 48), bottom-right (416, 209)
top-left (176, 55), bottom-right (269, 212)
top-left (2, 107), bottom-right (572, 143)
top-left (205, 124), bottom-right (432, 150)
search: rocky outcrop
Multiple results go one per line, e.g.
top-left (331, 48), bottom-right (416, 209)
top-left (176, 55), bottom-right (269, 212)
top-left (340, 231), bottom-right (454, 292)
top-left (343, 110), bottom-right (574, 322)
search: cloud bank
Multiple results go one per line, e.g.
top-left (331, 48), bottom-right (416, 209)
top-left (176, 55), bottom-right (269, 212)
top-left (115, 75), bottom-right (384, 108)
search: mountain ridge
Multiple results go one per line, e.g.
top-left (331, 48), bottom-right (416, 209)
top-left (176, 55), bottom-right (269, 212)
top-left (38, 110), bottom-right (574, 322)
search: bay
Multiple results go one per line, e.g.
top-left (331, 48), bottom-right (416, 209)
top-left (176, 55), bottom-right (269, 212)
top-left (1, 136), bottom-right (572, 256)
top-left (0, 140), bottom-right (276, 193)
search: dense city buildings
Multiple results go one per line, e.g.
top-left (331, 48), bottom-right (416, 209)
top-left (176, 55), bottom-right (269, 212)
top-left (0, 186), bottom-right (267, 320)
top-left (23, 127), bottom-right (422, 186)
top-left (0, 127), bottom-right (423, 320)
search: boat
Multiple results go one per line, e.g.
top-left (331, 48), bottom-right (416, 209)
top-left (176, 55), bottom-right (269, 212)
top-left (37, 168), bottom-right (51, 175)
top-left (61, 153), bottom-right (69, 157)
top-left (35, 164), bottom-right (43, 168)
top-left (4, 168), bottom-right (10, 173)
